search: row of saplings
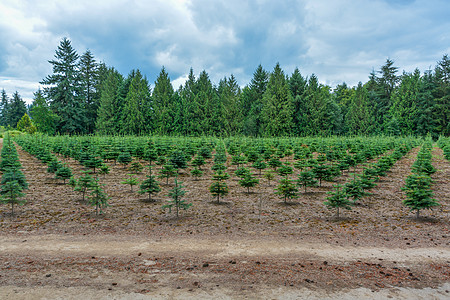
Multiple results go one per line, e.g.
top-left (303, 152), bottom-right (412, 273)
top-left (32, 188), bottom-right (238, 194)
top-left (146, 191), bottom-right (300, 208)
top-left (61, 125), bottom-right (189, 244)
top-left (402, 140), bottom-right (440, 218)
top-left (0, 136), bottom-right (28, 216)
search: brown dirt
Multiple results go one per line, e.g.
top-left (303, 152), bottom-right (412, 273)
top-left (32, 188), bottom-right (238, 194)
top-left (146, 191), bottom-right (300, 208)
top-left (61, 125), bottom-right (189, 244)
top-left (0, 139), bottom-right (449, 299)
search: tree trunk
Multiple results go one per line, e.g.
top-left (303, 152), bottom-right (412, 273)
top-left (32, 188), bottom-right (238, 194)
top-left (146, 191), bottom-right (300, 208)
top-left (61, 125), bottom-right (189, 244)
top-left (336, 207), bottom-right (340, 218)
top-left (416, 209), bottom-right (420, 218)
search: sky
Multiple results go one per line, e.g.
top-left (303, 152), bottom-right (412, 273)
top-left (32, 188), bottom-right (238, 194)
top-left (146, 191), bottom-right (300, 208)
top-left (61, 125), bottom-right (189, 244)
top-left (0, 0), bottom-right (449, 103)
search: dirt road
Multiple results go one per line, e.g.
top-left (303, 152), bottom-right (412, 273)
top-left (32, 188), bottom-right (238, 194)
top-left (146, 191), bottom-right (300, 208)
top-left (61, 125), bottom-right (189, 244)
top-left (0, 234), bottom-right (449, 299)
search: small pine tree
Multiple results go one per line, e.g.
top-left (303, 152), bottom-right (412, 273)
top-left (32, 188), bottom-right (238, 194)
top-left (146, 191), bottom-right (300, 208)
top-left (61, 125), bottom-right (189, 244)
top-left (0, 180), bottom-right (26, 217)
top-left (98, 163), bottom-right (110, 177)
top-left (139, 174), bottom-right (161, 202)
top-left (402, 173), bottom-right (439, 218)
top-left (88, 178), bottom-right (110, 215)
top-left (239, 172), bottom-right (259, 193)
top-left (297, 170), bottom-right (318, 193)
top-left (343, 179), bottom-right (369, 204)
top-left (128, 161), bottom-right (144, 174)
top-left (263, 170), bottom-right (275, 186)
top-left (121, 174), bottom-right (139, 192)
top-left (75, 171), bottom-right (95, 201)
top-left (210, 170), bottom-right (229, 204)
top-left (252, 158), bottom-right (267, 175)
top-left (55, 165), bottom-right (72, 184)
top-left (159, 163), bottom-right (177, 184)
top-left (275, 177), bottom-right (298, 204)
top-left (324, 185), bottom-right (353, 218)
top-left (47, 158), bottom-right (62, 174)
top-left (190, 167), bottom-right (203, 180)
top-left (191, 155), bottom-right (206, 170)
top-left (235, 166), bottom-right (250, 178)
top-left (277, 164), bottom-right (293, 177)
top-left (117, 151), bottom-right (132, 168)
top-left (162, 179), bottom-right (191, 218)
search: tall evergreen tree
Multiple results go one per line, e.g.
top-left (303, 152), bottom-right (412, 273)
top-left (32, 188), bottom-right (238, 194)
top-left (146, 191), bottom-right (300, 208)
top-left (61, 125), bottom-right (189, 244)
top-left (218, 75), bottom-right (242, 134)
top-left (30, 89), bottom-right (59, 134)
top-left (289, 68), bottom-right (307, 135)
top-left (346, 83), bottom-right (372, 135)
top-left (389, 70), bottom-right (420, 135)
top-left (242, 65), bottom-right (268, 136)
top-left (261, 63), bottom-right (293, 136)
top-left (79, 50), bottom-right (99, 133)
top-left (7, 92), bottom-right (27, 128)
top-left (433, 54), bottom-right (450, 136)
top-left (121, 69), bottom-right (151, 134)
top-left (96, 68), bottom-right (123, 134)
top-left (416, 70), bottom-right (437, 136)
top-left (152, 67), bottom-right (175, 134)
top-left (40, 37), bottom-right (86, 134)
top-left (0, 89), bottom-right (9, 127)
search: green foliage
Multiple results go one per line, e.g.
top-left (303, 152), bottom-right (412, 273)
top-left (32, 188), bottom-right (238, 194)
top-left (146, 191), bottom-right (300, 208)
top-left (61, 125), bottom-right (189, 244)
top-left (297, 170), bottom-right (318, 193)
top-left (402, 173), bottom-right (439, 218)
top-left (210, 170), bottom-right (229, 203)
top-left (275, 177), bottom-right (298, 204)
top-left (162, 179), bottom-right (191, 218)
top-left (324, 185), bottom-right (353, 218)
top-left (121, 174), bottom-right (139, 192)
top-left (16, 113), bottom-right (37, 134)
top-left (159, 163), bottom-right (177, 184)
top-left (263, 170), bottom-right (275, 186)
top-left (55, 165), bottom-right (72, 184)
top-left (0, 181), bottom-right (26, 217)
top-left (117, 151), bottom-right (132, 167)
top-left (128, 161), bottom-right (144, 174)
top-left (252, 158), bottom-right (267, 175)
top-left (190, 167), bottom-right (203, 180)
top-left (88, 178), bottom-right (110, 215)
top-left (239, 172), bottom-right (259, 193)
top-left (74, 171), bottom-right (95, 201)
top-left (139, 174), bottom-right (161, 202)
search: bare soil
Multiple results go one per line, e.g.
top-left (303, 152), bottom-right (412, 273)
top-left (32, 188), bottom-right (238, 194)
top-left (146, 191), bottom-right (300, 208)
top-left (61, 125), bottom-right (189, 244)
top-left (0, 140), bottom-right (449, 299)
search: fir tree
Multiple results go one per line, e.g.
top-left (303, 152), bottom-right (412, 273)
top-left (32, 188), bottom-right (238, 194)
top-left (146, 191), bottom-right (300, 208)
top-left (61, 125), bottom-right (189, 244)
top-left (163, 178), bottom-right (191, 218)
top-left (41, 37), bottom-right (86, 134)
top-left (324, 185), bottom-right (353, 218)
top-left (275, 177), bottom-right (298, 204)
top-left (139, 174), bottom-right (161, 202)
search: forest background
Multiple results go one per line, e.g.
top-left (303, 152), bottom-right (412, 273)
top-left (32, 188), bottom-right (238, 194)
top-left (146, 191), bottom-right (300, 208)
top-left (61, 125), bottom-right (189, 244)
top-left (1, 38), bottom-right (449, 138)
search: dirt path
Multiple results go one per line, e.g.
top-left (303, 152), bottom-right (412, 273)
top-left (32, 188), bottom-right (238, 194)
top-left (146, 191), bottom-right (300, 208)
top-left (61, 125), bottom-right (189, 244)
top-left (0, 234), bottom-right (449, 299)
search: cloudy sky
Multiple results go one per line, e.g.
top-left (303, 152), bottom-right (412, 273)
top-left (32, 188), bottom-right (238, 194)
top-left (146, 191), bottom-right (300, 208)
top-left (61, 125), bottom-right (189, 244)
top-left (1, 0), bottom-right (449, 103)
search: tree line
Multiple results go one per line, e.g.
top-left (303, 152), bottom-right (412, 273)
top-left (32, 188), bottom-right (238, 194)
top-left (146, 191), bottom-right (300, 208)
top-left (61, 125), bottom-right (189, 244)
top-left (1, 38), bottom-right (449, 137)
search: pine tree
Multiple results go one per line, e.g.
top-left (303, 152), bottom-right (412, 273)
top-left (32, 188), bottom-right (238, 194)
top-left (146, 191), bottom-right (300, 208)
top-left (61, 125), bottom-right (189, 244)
top-left (402, 173), bottom-right (439, 218)
top-left (324, 185), bottom-right (353, 218)
top-left (1, 181), bottom-right (26, 217)
top-left (275, 177), bottom-right (298, 204)
top-left (242, 65), bottom-right (268, 136)
top-left (121, 174), bottom-right (139, 192)
top-left (41, 37), bottom-right (86, 134)
top-left (6, 92), bottom-right (27, 128)
top-left (75, 171), bottom-right (95, 201)
top-left (209, 170), bottom-right (229, 203)
top-left (55, 165), bottom-right (72, 184)
top-left (297, 170), bottom-right (318, 193)
top-left (239, 172), bottom-right (259, 193)
top-left (261, 63), bottom-right (294, 136)
top-left (96, 68), bottom-right (124, 133)
top-left (152, 67), bottom-right (175, 134)
top-left (121, 69), bottom-right (151, 134)
top-left (79, 50), bottom-right (99, 133)
top-left (0, 89), bottom-right (9, 127)
top-left (88, 178), bottom-right (110, 215)
top-left (163, 179), bottom-right (191, 218)
top-left (16, 113), bottom-right (37, 134)
top-left (30, 89), bottom-right (59, 134)
top-left (139, 174), bottom-right (161, 202)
